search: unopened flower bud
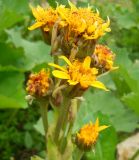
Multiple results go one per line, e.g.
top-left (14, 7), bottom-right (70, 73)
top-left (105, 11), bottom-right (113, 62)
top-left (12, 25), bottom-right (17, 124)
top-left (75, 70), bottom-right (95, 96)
top-left (26, 69), bottom-right (50, 97)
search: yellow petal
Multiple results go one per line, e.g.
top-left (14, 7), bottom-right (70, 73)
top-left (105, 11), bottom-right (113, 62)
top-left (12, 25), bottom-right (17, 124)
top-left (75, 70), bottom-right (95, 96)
top-left (59, 56), bottom-right (72, 66)
top-left (28, 22), bottom-right (43, 30)
top-left (83, 56), bottom-right (91, 69)
top-left (111, 66), bottom-right (119, 71)
top-left (95, 118), bottom-right (99, 128)
top-left (91, 81), bottom-right (109, 91)
top-left (91, 68), bottom-right (98, 75)
top-left (48, 63), bottom-right (68, 72)
top-left (31, 6), bottom-right (43, 19)
top-left (102, 16), bottom-right (111, 30)
top-left (68, 80), bottom-right (78, 85)
top-left (87, 25), bottom-right (96, 33)
top-left (44, 27), bottom-right (49, 32)
top-left (52, 70), bottom-right (70, 79)
top-left (56, 5), bottom-right (68, 20)
top-left (68, 0), bottom-right (77, 10)
top-left (99, 125), bottom-right (109, 132)
top-left (78, 19), bottom-right (86, 33)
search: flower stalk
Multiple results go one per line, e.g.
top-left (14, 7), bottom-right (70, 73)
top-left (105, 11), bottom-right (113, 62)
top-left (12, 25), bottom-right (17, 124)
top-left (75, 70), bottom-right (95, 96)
top-left (26, 1), bottom-right (118, 159)
top-left (54, 95), bottom-right (71, 144)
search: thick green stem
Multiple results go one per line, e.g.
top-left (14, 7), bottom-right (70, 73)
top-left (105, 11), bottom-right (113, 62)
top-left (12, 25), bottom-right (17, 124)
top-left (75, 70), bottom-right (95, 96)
top-left (59, 98), bottom-right (78, 153)
top-left (73, 148), bottom-right (84, 160)
top-left (54, 96), bottom-right (71, 144)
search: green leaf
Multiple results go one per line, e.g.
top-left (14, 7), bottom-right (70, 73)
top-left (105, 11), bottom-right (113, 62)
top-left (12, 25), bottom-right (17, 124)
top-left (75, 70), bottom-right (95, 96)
top-left (31, 155), bottom-right (44, 160)
top-left (1, 0), bottom-right (29, 14)
top-left (34, 118), bottom-right (45, 136)
top-left (0, 71), bottom-right (27, 109)
top-left (24, 131), bottom-right (33, 149)
top-left (122, 92), bottom-right (139, 115)
top-left (111, 48), bottom-right (139, 115)
top-left (0, 6), bottom-right (23, 32)
top-left (0, 42), bottom-right (25, 71)
top-left (74, 90), bottom-right (138, 132)
top-left (6, 29), bottom-right (52, 70)
top-left (116, 12), bottom-right (136, 29)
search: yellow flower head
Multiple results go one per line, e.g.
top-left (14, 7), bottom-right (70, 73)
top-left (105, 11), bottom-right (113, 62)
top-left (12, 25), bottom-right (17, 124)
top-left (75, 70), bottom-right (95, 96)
top-left (58, 1), bottom-right (111, 40)
top-left (28, 5), bottom-right (59, 31)
top-left (75, 118), bottom-right (109, 150)
top-left (93, 45), bottom-right (118, 71)
top-left (49, 56), bottom-right (108, 90)
top-left (26, 69), bottom-right (50, 97)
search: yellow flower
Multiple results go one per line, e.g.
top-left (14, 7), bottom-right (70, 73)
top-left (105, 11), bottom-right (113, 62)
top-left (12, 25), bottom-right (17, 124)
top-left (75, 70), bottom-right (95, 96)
top-left (93, 45), bottom-right (118, 71)
top-left (75, 118), bottom-right (109, 150)
top-left (49, 56), bottom-right (108, 90)
top-left (26, 69), bottom-right (50, 97)
top-left (28, 5), bottom-right (59, 31)
top-left (57, 1), bottom-right (111, 40)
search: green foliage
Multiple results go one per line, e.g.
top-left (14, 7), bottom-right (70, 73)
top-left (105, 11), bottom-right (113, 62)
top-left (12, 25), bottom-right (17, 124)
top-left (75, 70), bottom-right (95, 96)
top-left (6, 29), bottom-right (52, 71)
top-left (0, 0), bottom-right (139, 159)
top-left (0, 71), bottom-right (26, 108)
top-left (75, 90), bottom-right (138, 133)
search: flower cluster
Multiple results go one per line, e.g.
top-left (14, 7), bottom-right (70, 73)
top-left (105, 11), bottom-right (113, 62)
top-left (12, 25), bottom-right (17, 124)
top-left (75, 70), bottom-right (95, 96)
top-left (26, 69), bottom-right (50, 97)
top-left (26, 1), bottom-right (117, 157)
top-left (29, 2), bottom-right (111, 58)
top-left (29, 2), bottom-right (110, 40)
top-left (75, 118), bottom-right (109, 150)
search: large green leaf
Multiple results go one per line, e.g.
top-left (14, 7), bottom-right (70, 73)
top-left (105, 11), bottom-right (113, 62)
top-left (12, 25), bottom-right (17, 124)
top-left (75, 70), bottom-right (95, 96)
top-left (0, 7), bottom-right (23, 32)
top-left (74, 89), bottom-right (138, 133)
top-left (122, 92), bottom-right (139, 115)
top-left (6, 29), bottom-right (52, 70)
top-left (111, 48), bottom-right (139, 115)
top-left (1, 0), bottom-right (29, 14)
top-left (0, 42), bottom-right (25, 71)
top-left (0, 71), bottom-right (27, 108)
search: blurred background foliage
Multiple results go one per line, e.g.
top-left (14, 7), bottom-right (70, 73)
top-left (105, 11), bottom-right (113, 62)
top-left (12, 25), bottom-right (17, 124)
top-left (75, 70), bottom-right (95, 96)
top-left (0, 0), bottom-right (139, 159)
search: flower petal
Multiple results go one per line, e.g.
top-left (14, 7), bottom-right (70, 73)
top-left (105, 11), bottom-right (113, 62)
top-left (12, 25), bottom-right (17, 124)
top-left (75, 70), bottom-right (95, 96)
top-left (68, 0), bottom-right (77, 10)
top-left (68, 80), bottom-right (78, 85)
top-left (99, 125), bottom-right (109, 132)
top-left (28, 22), bottom-right (43, 30)
top-left (59, 56), bottom-right (72, 66)
top-left (48, 63), bottom-right (68, 72)
top-left (91, 68), bottom-right (98, 75)
top-left (52, 70), bottom-right (70, 79)
top-left (91, 81), bottom-right (109, 91)
top-left (95, 118), bottom-right (99, 128)
top-left (83, 56), bottom-right (91, 69)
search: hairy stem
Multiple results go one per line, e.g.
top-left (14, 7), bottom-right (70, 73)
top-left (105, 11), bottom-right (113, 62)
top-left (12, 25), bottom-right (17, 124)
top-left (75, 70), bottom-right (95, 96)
top-left (73, 148), bottom-right (84, 160)
top-left (54, 96), bottom-right (71, 144)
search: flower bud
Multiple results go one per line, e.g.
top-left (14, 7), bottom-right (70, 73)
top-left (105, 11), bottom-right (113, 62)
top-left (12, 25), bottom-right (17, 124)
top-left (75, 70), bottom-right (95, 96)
top-left (92, 45), bottom-right (118, 73)
top-left (26, 69), bottom-right (50, 97)
top-left (74, 118), bottom-right (109, 151)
